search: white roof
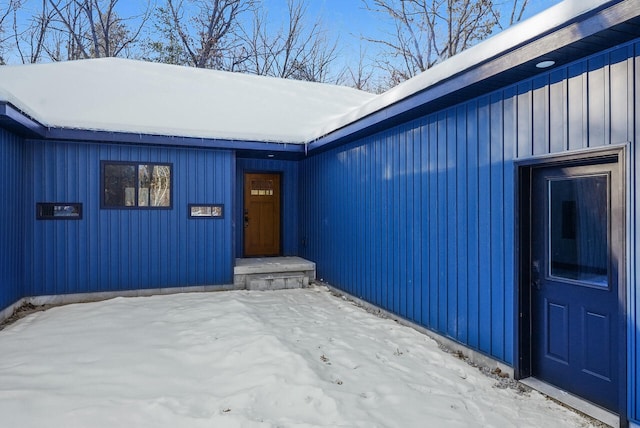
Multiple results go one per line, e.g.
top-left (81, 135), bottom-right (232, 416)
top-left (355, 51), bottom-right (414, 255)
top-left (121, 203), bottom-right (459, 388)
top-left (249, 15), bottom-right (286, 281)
top-left (0, 0), bottom-right (614, 145)
top-left (0, 58), bottom-right (376, 144)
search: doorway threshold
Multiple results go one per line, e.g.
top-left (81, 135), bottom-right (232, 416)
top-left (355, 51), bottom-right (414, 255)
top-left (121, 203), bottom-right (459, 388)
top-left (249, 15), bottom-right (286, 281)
top-left (520, 377), bottom-right (618, 427)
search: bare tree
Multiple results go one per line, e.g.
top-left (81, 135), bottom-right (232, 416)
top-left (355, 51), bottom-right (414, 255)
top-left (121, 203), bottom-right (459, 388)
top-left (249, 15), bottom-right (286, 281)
top-left (237, 0), bottom-right (340, 82)
top-left (499, 0), bottom-right (528, 29)
top-left (157, 0), bottom-right (254, 69)
top-left (11, 0), bottom-right (54, 63)
top-left (342, 46), bottom-right (377, 91)
top-left (0, 0), bottom-right (20, 64)
top-left (363, 0), bottom-right (530, 88)
top-left (143, 5), bottom-right (190, 65)
top-left (45, 0), bottom-right (149, 60)
top-left (44, 0), bottom-right (83, 60)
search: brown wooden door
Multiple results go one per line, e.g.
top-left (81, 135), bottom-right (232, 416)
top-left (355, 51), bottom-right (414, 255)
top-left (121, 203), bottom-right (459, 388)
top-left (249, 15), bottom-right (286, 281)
top-left (243, 173), bottom-right (281, 257)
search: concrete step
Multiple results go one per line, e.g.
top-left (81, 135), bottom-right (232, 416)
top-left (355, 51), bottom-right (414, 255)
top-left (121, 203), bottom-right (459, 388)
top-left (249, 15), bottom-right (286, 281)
top-left (234, 257), bottom-right (316, 291)
top-left (247, 273), bottom-right (309, 291)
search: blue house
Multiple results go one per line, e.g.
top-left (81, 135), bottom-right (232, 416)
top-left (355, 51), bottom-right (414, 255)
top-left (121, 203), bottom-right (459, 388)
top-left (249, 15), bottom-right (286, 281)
top-left (1, 0), bottom-right (640, 426)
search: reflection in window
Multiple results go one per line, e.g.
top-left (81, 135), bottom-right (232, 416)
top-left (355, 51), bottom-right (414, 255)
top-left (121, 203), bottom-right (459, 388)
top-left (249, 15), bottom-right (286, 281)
top-left (102, 162), bottom-right (172, 208)
top-left (37, 203), bottom-right (83, 220)
top-left (549, 175), bottom-right (608, 286)
top-left (250, 179), bottom-right (274, 196)
top-left (189, 204), bottom-right (224, 218)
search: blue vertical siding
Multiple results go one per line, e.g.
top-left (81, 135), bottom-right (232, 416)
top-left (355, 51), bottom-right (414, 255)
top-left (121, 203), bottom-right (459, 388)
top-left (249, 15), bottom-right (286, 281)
top-left (300, 40), bottom-right (639, 381)
top-left (301, 108), bottom-right (517, 355)
top-left (477, 96), bottom-right (492, 355)
top-left (490, 92), bottom-right (506, 360)
top-left (454, 106), bottom-right (467, 343)
top-left (466, 101), bottom-right (480, 350)
top-left (235, 158), bottom-right (299, 258)
top-left (630, 41), bottom-right (640, 425)
top-left (0, 129), bottom-right (24, 312)
top-left (503, 86), bottom-right (517, 367)
top-left (24, 141), bottom-right (234, 296)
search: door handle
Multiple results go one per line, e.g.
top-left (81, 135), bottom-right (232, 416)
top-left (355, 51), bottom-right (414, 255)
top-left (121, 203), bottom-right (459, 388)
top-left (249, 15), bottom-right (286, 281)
top-left (244, 210), bottom-right (249, 228)
top-left (532, 260), bottom-right (540, 290)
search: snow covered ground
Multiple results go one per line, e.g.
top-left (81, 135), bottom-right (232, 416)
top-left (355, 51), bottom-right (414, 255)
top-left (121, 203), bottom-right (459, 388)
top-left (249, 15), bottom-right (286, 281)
top-left (0, 286), bottom-right (598, 428)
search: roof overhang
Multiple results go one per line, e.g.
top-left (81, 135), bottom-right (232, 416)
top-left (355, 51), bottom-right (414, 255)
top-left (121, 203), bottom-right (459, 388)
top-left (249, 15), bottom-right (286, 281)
top-left (41, 127), bottom-right (306, 157)
top-left (0, 102), bottom-right (306, 158)
top-left (308, 0), bottom-right (640, 154)
top-left (0, 103), bottom-right (47, 138)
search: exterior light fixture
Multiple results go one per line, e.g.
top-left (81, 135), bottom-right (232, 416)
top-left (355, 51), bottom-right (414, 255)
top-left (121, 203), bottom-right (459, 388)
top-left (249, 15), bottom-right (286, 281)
top-left (536, 60), bottom-right (556, 69)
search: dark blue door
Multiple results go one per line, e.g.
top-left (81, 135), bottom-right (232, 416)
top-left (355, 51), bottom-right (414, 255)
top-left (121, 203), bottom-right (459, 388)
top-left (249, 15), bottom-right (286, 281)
top-left (531, 161), bottom-right (622, 412)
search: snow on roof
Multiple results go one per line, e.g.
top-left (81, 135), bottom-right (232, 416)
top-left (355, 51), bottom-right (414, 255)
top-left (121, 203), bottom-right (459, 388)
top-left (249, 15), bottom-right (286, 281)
top-left (0, 0), bottom-right (615, 145)
top-left (0, 57), bottom-right (376, 144)
top-left (331, 0), bottom-right (613, 133)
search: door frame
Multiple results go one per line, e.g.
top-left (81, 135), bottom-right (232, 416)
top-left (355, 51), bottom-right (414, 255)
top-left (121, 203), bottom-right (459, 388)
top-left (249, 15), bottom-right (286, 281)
top-left (515, 145), bottom-right (628, 419)
top-left (241, 170), bottom-right (283, 257)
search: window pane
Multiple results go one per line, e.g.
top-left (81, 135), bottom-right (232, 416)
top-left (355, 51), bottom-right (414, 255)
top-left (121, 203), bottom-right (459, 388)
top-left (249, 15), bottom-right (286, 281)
top-left (102, 162), bottom-right (171, 209)
top-left (549, 175), bottom-right (608, 286)
top-left (191, 206), bottom-right (211, 216)
top-left (37, 203), bottom-right (82, 220)
top-left (150, 165), bottom-right (171, 207)
top-left (250, 179), bottom-right (274, 196)
top-left (104, 164), bottom-right (136, 207)
top-left (138, 165), bottom-right (151, 206)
